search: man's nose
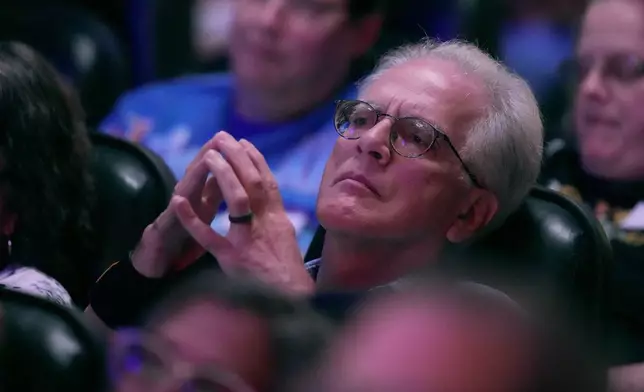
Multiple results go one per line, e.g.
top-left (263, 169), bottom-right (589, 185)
top-left (356, 118), bottom-right (393, 165)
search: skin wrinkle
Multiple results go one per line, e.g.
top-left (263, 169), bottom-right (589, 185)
top-left (366, 59), bottom-right (487, 145)
top-left (421, 63), bottom-right (487, 144)
top-left (360, 58), bottom-right (485, 190)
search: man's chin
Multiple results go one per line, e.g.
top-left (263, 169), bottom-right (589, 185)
top-left (235, 65), bottom-right (287, 89)
top-left (318, 213), bottom-right (393, 243)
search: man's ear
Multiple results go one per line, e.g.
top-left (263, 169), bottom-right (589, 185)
top-left (346, 14), bottom-right (384, 59)
top-left (446, 189), bottom-right (498, 243)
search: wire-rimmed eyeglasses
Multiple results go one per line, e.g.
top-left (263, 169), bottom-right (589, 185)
top-left (333, 99), bottom-right (481, 187)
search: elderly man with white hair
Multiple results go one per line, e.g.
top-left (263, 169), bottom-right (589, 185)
top-left (86, 39), bottom-right (543, 329)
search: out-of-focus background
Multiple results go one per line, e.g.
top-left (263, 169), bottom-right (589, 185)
top-left (6, 3), bottom-right (644, 392)
top-left (0, 0), bottom-right (585, 134)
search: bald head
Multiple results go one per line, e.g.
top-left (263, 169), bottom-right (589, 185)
top-left (299, 283), bottom-right (605, 392)
top-left (308, 287), bottom-right (538, 392)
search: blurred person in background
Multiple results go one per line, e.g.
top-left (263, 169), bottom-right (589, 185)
top-left (100, 0), bottom-right (385, 252)
top-left (110, 267), bottom-right (331, 392)
top-left (463, 0), bottom-right (586, 141)
top-left (192, 0), bottom-right (233, 67)
top-left (86, 39), bottom-right (543, 330)
top-left (541, 0), bottom-right (644, 386)
top-left (293, 281), bottom-right (606, 392)
top-left (0, 42), bottom-right (95, 306)
top-left (500, 0), bottom-right (584, 100)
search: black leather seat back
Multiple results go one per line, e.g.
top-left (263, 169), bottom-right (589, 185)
top-left (445, 187), bottom-right (610, 334)
top-left (89, 133), bottom-right (176, 282)
top-left (305, 187), bottom-right (612, 341)
top-left (0, 4), bottom-right (129, 127)
top-left (0, 288), bottom-right (106, 392)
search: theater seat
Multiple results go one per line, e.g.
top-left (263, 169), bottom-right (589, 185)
top-left (305, 186), bottom-right (612, 344)
top-left (89, 132), bottom-right (176, 283)
top-left (0, 287), bottom-right (106, 392)
top-left (0, 4), bottom-right (129, 127)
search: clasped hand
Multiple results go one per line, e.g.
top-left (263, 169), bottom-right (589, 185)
top-left (137, 131), bottom-right (314, 295)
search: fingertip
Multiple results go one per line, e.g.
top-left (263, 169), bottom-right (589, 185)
top-left (173, 197), bottom-right (196, 221)
top-left (239, 138), bottom-right (251, 149)
top-left (204, 149), bottom-right (218, 160)
top-left (214, 130), bottom-right (232, 141)
top-left (170, 195), bottom-right (186, 207)
top-left (206, 132), bottom-right (222, 146)
top-left (210, 131), bottom-right (226, 147)
top-left (204, 149), bottom-right (225, 166)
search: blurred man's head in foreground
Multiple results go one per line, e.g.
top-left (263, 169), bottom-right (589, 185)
top-left (297, 282), bottom-right (606, 392)
top-left (111, 269), bottom-right (332, 392)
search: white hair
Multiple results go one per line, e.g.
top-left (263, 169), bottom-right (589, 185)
top-left (361, 39), bottom-right (544, 227)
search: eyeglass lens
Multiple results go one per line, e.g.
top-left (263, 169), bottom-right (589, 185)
top-left (334, 100), bottom-right (438, 158)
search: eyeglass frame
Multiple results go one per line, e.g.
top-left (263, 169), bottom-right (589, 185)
top-left (333, 99), bottom-right (482, 188)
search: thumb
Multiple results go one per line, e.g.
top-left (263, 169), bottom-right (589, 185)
top-left (172, 196), bottom-right (232, 257)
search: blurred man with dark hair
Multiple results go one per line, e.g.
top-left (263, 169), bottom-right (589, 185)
top-left (110, 267), bottom-right (332, 392)
top-left (101, 0), bottom-right (385, 252)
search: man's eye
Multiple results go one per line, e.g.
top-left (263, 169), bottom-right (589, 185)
top-left (350, 116), bottom-right (369, 126)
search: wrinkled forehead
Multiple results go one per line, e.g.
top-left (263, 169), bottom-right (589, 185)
top-left (358, 58), bottom-right (487, 137)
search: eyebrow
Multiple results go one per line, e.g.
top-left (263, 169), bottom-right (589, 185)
top-left (358, 99), bottom-right (451, 132)
top-left (361, 100), bottom-right (384, 111)
top-left (381, 103), bottom-right (443, 127)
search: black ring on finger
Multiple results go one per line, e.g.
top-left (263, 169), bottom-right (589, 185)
top-left (229, 212), bottom-right (254, 224)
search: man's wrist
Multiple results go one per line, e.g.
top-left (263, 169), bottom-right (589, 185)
top-left (90, 253), bottom-right (170, 329)
top-left (131, 226), bottom-right (171, 278)
top-left (287, 272), bottom-right (316, 297)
